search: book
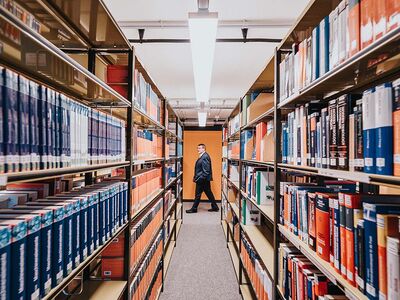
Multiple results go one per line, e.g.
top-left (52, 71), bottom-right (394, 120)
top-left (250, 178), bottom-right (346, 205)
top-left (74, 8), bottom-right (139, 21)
top-left (373, 0), bottom-right (387, 40)
top-left (387, 236), bottom-right (400, 300)
top-left (356, 219), bottom-right (366, 293)
top-left (316, 193), bottom-right (336, 261)
top-left (348, 0), bottom-right (360, 57)
top-left (362, 88), bottom-right (376, 173)
top-left (360, 0), bottom-right (374, 49)
top-left (354, 99), bottom-right (364, 172)
top-left (386, 0), bottom-right (400, 32)
top-left (393, 79), bottom-right (400, 176)
top-left (328, 99), bottom-right (338, 169)
top-left (0, 225), bottom-right (11, 300)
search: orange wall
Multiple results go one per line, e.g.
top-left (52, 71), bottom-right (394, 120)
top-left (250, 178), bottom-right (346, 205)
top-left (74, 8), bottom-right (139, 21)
top-left (183, 130), bottom-right (222, 201)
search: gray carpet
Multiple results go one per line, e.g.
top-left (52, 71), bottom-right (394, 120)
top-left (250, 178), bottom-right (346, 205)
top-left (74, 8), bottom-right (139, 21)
top-left (160, 202), bottom-right (241, 300)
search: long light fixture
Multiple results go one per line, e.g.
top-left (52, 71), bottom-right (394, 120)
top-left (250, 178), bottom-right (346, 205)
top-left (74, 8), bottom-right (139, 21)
top-left (188, 6), bottom-right (218, 103)
top-left (198, 112), bottom-right (207, 127)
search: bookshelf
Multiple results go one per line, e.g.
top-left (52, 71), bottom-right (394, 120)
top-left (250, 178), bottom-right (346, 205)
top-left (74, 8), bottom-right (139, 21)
top-left (0, 1), bottom-right (183, 299)
top-left (222, 1), bottom-right (400, 299)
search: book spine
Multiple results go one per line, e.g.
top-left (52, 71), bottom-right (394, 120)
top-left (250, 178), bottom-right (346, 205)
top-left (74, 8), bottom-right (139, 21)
top-left (387, 237), bottom-right (400, 300)
top-left (375, 83), bottom-right (393, 175)
top-left (348, 0), bottom-right (360, 57)
top-left (310, 113), bottom-right (318, 167)
top-left (329, 99), bottom-right (338, 169)
top-left (362, 88), bottom-right (376, 173)
top-left (337, 95), bottom-right (349, 170)
top-left (339, 193), bottom-right (347, 279)
top-left (18, 75), bottom-right (30, 171)
top-left (321, 108), bottom-right (329, 168)
top-left (345, 200), bottom-right (361, 286)
top-left (333, 198), bottom-right (341, 272)
top-left (394, 79), bottom-right (400, 176)
top-left (308, 193), bottom-right (317, 251)
top-left (0, 68), bottom-right (4, 174)
top-left (360, 0), bottom-right (374, 49)
top-left (354, 100), bottom-right (364, 172)
top-left (316, 120), bottom-right (321, 168)
top-left (316, 194), bottom-right (330, 261)
top-left (329, 197), bottom-right (335, 266)
top-left (356, 219), bottom-right (366, 293)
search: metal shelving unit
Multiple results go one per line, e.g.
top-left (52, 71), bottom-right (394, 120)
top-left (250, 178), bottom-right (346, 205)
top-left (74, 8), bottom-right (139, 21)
top-left (0, 1), bottom-right (183, 299)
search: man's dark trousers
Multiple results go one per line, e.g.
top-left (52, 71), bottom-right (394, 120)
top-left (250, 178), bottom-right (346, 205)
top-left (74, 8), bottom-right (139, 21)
top-left (192, 178), bottom-right (218, 209)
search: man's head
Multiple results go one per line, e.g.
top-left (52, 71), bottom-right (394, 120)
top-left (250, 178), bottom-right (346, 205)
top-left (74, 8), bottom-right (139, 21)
top-left (197, 144), bottom-right (206, 155)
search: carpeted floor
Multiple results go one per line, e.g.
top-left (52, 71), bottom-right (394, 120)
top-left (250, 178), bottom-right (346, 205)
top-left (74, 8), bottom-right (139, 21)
top-left (160, 202), bottom-right (241, 300)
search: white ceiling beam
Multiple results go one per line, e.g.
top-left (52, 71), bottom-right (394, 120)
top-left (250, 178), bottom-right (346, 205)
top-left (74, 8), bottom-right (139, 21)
top-left (118, 19), bottom-right (294, 29)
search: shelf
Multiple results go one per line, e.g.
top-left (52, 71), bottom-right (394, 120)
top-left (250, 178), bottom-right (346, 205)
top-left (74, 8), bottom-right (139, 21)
top-left (0, 6), bottom-right (131, 108)
top-left (278, 26), bottom-right (400, 109)
top-left (227, 241), bottom-right (240, 281)
top-left (164, 198), bottom-right (178, 218)
top-left (165, 177), bottom-right (178, 189)
top-left (222, 220), bottom-right (228, 239)
top-left (229, 202), bottom-right (240, 218)
top-left (0, 162), bottom-right (130, 186)
top-left (133, 158), bottom-right (164, 165)
top-left (132, 107), bottom-right (165, 130)
top-left (227, 130), bottom-right (241, 141)
top-left (69, 280), bottom-right (127, 300)
top-left (241, 107), bottom-right (274, 130)
top-left (240, 190), bottom-right (274, 223)
top-left (176, 219), bottom-right (182, 237)
top-left (166, 156), bottom-right (183, 162)
top-left (131, 189), bottom-right (164, 221)
top-left (223, 174), bottom-right (240, 191)
top-left (278, 225), bottom-right (367, 300)
top-left (240, 284), bottom-right (254, 300)
top-left (241, 160), bottom-right (274, 168)
top-left (176, 203), bottom-right (183, 217)
top-left (163, 240), bottom-right (176, 276)
top-left (276, 285), bottom-right (286, 300)
top-left (241, 224), bottom-right (274, 277)
top-left (278, 163), bottom-right (400, 188)
top-left (42, 222), bottom-right (128, 300)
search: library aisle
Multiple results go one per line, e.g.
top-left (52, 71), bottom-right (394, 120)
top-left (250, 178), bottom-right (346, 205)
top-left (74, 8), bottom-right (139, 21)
top-left (160, 203), bottom-right (241, 300)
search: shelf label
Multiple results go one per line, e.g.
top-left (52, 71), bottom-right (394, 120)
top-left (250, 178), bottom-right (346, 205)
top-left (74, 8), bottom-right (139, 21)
top-left (0, 175), bottom-right (7, 186)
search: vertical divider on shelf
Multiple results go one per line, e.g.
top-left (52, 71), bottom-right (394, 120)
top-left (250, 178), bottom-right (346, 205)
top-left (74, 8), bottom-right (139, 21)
top-left (161, 98), bottom-right (166, 292)
top-left (238, 99), bottom-right (243, 291)
top-left (124, 49), bottom-right (135, 300)
top-left (273, 48), bottom-right (282, 299)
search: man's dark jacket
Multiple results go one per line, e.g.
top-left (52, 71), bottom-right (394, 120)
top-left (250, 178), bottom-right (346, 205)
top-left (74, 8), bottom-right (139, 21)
top-left (193, 152), bottom-right (213, 182)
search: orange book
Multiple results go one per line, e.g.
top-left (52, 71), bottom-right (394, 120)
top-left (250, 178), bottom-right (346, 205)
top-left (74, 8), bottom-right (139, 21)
top-left (348, 0), bottom-right (360, 57)
top-left (255, 122), bottom-right (267, 161)
top-left (386, 0), bottom-right (400, 32)
top-left (316, 193), bottom-right (336, 262)
top-left (377, 214), bottom-right (399, 300)
top-left (360, 0), bottom-right (374, 49)
top-left (102, 234), bottom-right (125, 257)
top-left (344, 193), bottom-right (362, 286)
top-left (284, 186), bottom-right (290, 228)
top-left (373, 0), bottom-right (387, 40)
top-left (101, 258), bottom-right (124, 279)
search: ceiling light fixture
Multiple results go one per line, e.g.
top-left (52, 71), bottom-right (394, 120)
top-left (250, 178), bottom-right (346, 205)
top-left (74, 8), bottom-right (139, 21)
top-left (198, 111), bottom-right (207, 127)
top-left (188, 0), bottom-right (218, 103)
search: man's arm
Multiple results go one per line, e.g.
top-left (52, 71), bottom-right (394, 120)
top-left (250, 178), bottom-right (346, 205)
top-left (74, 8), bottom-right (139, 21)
top-left (201, 154), bottom-right (211, 179)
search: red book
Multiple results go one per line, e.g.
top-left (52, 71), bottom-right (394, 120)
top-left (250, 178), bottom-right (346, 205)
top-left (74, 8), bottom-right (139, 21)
top-left (316, 193), bottom-right (336, 262)
top-left (338, 192), bottom-right (347, 279)
top-left (255, 122), bottom-right (267, 161)
top-left (360, 0), bottom-right (374, 49)
top-left (373, 0), bottom-right (387, 40)
top-left (344, 193), bottom-right (363, 286)
top-left (348, 0), bottom-right (360, 57)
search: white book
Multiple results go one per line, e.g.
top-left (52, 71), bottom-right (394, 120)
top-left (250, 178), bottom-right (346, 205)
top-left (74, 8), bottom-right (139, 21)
top-left (387, 236), bottom-right (400, 300)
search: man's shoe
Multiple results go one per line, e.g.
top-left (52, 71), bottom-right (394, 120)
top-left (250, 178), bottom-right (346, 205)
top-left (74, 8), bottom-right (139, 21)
top-left (186, 208), bottom-right (197, 214)
top-left (208, 207), bottom-right (219, 212)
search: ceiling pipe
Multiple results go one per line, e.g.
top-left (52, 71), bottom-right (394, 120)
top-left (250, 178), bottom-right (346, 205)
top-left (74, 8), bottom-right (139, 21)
top-left (129, 37), bottom-right (281, 43)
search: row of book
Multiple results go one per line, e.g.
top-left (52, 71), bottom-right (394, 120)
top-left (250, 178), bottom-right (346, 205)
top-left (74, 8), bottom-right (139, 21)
top-left (0, 0), bottom-right (41, 45)
top-left (134, 69), bottom-right (161, 123)
top-left (278, 243), bottom-right (347, 300)
top-left (241, 234), bottom-right (273, 300)
top-left (129, 231), bottom-right (163, 300)
top-left (0, 67), bottom-right (127, 174)
top-left (130, 199), bottom-right (163, 275)
top-left (0, 180), bottom-right (128, 300)
top-left (131, 168), bottom-right (162, 215)
top-left (132, 127), bottom-right (163, 161)
top-left (279, 0), bottom-right (400, 101)
top-left (242, 166), bottom-right (274, 206)
top-left (228, 140), bottom-right (240, 159)
top-left (280, 181), bottom-right (400, 300)
top-left (282, 80), bottom-right (400, 175)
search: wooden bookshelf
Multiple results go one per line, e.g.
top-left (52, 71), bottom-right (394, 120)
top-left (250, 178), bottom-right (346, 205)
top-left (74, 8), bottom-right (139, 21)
top-left (163, 240), bottom-right (176, 276)
top-left (69, 281), bottom-right (127, 300)
top-left (240, 190), bottom-right (274, 223)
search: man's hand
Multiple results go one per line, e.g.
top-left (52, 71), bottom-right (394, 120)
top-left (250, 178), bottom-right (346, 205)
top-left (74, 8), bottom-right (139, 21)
top-left (193, 177), bottom-right (196, 182)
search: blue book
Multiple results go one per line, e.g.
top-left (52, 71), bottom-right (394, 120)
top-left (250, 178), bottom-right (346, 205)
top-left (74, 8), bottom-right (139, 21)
top-left (319, 16), bottom-right (330, 76)
top-left (375, 83), bottom-right (393, 175)
top-left (46, 89), bottom-right (55, 169)
top-left (18, 75), bottom-right (30, 171)
top-left (0, 67), bottom-right (4, 174)
top-left (0, 225), bottom-right (11, 299)
top-left (362, 197), bottom-right (400, 300)
top-left (0, 219), bottom-right (27, 300)
top-left (0, 214), bottom-right (41, 300)
top-left (362, 88), bottom-right (376, 173)
top-left (29, 81), bottom-right (40, 170)
top-left (3, 69), bottom-right (19, 173)
top-left (54, 93), bottom-right (61, 168)
top-left (38, 86), bottom-right (48, 169)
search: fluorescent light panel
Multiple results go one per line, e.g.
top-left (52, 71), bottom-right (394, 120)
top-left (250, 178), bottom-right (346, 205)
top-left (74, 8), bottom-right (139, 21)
top-left (188, 12), bottom-right (218, 103)
top-left (198, 112), bottom-right (207, 127)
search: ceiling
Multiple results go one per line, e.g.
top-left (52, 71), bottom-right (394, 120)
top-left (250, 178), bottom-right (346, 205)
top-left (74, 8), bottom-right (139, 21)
top-left (104, 0), bottom-right (310, 126)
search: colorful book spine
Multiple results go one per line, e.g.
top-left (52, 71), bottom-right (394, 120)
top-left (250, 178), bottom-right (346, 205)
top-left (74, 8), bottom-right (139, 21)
top-left (316, 193), bottom-right (331, 261)
top-left (329, 99), bottom-right (338, 169)
top-left (393, 79), bottom-right (400, 176)
top-left (387, 236), bottom-right (400, 300)
top-left (354, 99), bottom-right (364, 172)
top-left (348, 0), bottom-right (360, 57)
top-left (362, 88), bottom-right (376, 173)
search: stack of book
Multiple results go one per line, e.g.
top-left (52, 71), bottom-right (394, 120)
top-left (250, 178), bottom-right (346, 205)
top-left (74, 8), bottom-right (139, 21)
top-left (282, 80), bottom-right (400, 176)
top-left (278, 243), bottom-right (347, 299)
top-left (279, 0), bottom-right (400, 102)
top-left (0, 180), bottom-right (128, 299)
top-left (129, 231), bottom-right (163, 299)
top-left (130, 199), bottom-right (163, 273)
top-left (131, 168), bottom-right (162, 215)
top-left (0, 67), bottom-right (127, 174)
top-left (280, 181), bottom-right (400, 299)
top-left (241, 234), bottom-right (273, 300)
top-left (134, 70), bottom-right (161, 123)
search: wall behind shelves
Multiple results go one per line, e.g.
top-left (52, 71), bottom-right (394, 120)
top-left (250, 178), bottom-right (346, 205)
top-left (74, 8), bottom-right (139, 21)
top-left (183, 130), bottom-right (222, 201)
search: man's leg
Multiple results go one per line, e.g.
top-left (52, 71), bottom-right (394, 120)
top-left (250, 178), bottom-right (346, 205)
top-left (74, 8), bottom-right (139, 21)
top-left (186, 179), bottom-right (204, 212)
top-left (203, 181), bottom-right (219, 211)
